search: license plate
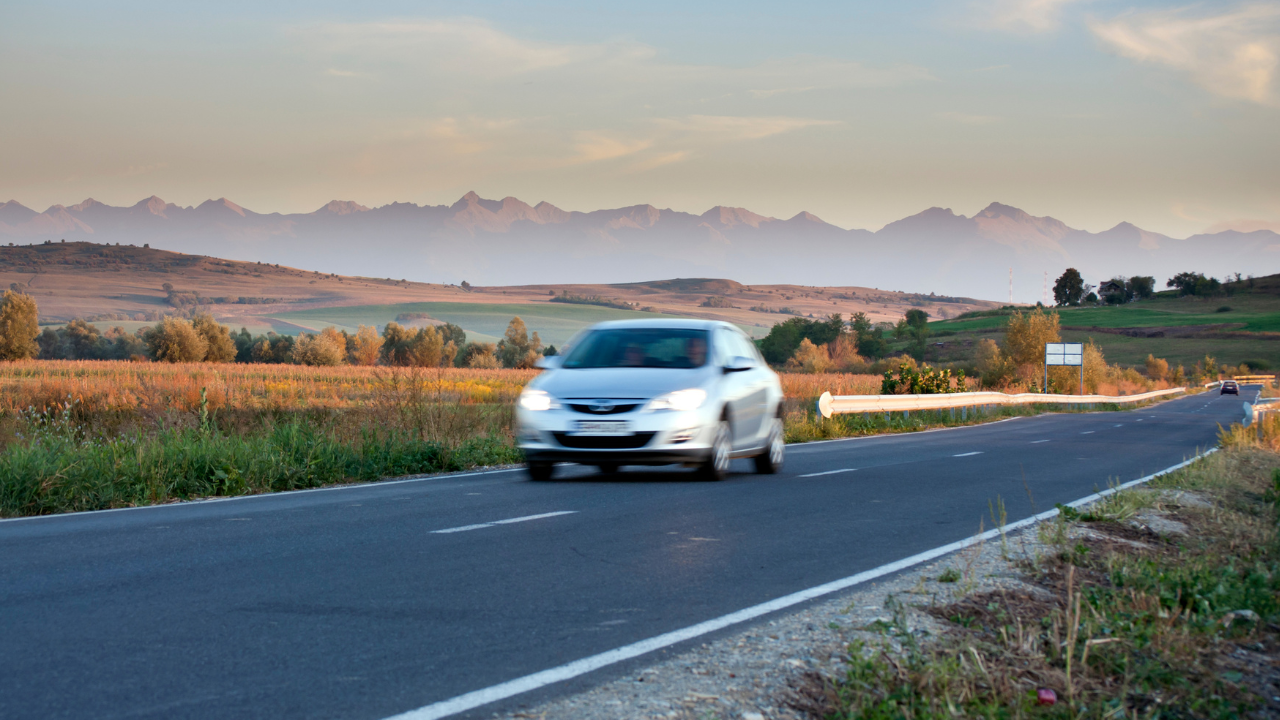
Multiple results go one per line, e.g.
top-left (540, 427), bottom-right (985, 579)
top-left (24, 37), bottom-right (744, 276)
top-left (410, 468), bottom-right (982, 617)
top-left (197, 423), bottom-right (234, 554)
top-left (572, 421), bottom-right (631, 436)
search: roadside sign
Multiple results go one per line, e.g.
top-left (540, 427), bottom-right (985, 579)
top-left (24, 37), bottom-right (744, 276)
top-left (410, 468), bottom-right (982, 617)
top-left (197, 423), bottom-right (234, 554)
top-left (1045, 343), bottom-right (1083, 366)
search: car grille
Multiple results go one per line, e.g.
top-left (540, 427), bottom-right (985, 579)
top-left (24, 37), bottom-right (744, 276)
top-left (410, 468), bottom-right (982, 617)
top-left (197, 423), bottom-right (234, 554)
top-left (553, 432), bottom-right (655, 449)
top-left (568, 404), bottom-right (640, 415)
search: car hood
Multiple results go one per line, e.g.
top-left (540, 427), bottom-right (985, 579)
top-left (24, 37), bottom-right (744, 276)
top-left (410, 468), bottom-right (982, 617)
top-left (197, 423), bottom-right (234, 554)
top-left (534, 366), bottom-right (716, 400)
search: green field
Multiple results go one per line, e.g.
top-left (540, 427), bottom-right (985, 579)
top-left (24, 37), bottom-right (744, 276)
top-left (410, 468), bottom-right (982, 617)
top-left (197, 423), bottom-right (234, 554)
top-left (924, 287), bottom-right (1280, 369)
top-left (935, 292), bottom-right (1280, 333)
top-left (267, 302), bottom-right (685, 345)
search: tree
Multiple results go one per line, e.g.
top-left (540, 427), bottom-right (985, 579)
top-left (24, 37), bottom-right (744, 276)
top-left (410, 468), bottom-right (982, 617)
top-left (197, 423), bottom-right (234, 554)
top-left (1167, 272), bottom-right (1221, 297)
top-left (1053, 268), bottom-right (1085, 306)
top-left (1127, 276), bottom-right (1155, 300)
top-left (349, 325), bottom-right (383, 366)
top-left (0, 290), bottom-right (39, 360)
top-left (380, 322), bottom-right (416, 366)
top-left (192, 314), bottom-right (236, 362)
top-left (1145, 354), bottom-right (1169, 381)
top-left (974, 338), bottom-right (1014, 388)
top-left (293, 328), bottom-right (345, 366)
top-left (785, 338), bottom-right (832, 373)
top-left (63, 319), bottom-right (104, 359)
top-left (1003, 307), bottom-right (1061, 368)
top-left (466, 343), bottom-right (499, 368)
top-left (496, 317), bottom-right (542, 368)
top-left (438, 323), bottom-right (466, 348)
top-left (408, 326), bottom-right (445, 367)
top-left (146, 317), bottom-right (208, 363)
top-left (904, 309), bottom-right (930, 360)
top-left (759, 315), bottom-right (844, 364)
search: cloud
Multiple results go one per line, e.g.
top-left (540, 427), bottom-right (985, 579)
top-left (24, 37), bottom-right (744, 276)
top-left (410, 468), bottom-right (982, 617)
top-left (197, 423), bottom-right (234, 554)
top-left (654, 115), bottom-right (840, 140)
top-left (295, 18), bottom-right (605, 78)
top-left (937, 111), bottom-right (1003, 125)
top-left (627, 151), bottom-right (691, 172)
top-left (1204, 218), bottom-right (1280, 233)
top-left (975, 0), bottom-right (1088, 33)
top-left (570, 133), bottom-right (653, 164)
top-left (1090, 4), bottom-right (1280, 106)
top-left (292, 19), bottom-right (933, 92)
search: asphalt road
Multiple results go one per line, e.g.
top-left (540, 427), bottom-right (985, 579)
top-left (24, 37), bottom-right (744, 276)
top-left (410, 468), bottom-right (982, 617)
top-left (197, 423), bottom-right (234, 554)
top-left (0, 388), bottom-right (1250, 720)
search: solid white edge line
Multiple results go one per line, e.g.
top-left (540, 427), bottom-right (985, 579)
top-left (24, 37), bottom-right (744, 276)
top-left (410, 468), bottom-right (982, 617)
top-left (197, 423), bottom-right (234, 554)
top-left (797, 468), bottom-right (856, 478)
top-left (432, 511), bottom-right (578, 534)
top-left (0, 468), bottom-right (527, 525)
top-left (384, 447), bottom-right (1218, 720)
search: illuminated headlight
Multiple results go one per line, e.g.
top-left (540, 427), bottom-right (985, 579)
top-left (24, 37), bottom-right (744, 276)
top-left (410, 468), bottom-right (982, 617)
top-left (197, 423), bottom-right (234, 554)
top-left (519, 389), bottom-right (559, 411)
top-left (647, 388), bottom-right (707, 412)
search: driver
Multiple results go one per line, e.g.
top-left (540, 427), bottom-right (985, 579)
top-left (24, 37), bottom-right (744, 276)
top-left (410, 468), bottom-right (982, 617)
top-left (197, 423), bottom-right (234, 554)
top-left (685, 336), bottom-right (707, 367)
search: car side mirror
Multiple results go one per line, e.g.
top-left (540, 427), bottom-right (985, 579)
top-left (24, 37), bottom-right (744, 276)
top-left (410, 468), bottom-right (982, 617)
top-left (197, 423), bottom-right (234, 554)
top-left (535, 355), bottom-right (562, 370)
top-left (723, 356), bottom-right (753, 373)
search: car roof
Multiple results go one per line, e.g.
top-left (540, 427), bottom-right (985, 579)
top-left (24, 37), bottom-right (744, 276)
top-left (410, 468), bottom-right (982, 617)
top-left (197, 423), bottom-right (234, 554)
top-left (584, 318), bottom-right (734, 332)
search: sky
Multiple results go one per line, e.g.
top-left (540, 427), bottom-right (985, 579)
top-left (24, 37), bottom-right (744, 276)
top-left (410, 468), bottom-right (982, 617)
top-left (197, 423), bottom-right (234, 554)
top-left (1, 0), bottom-right (1278, 237)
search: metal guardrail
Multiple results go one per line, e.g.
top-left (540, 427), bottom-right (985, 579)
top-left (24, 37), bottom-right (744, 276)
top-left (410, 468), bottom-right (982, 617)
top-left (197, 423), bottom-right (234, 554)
top-left (817, 387), bottom-right (1188, 419)
top-left (1234, 375), bottom-right (1276, 383)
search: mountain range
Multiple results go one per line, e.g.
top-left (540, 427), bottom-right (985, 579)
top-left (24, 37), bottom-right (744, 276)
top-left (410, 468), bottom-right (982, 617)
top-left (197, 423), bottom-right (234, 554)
top-left (2, 192), bottom-right (1276, 301)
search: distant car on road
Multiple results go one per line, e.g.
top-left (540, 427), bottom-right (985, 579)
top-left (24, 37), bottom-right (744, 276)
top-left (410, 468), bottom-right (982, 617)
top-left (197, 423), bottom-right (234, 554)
top-left (1221, 380), bottom-right (1239, 395)
top-left (515, 319), bottom-right (785, 481)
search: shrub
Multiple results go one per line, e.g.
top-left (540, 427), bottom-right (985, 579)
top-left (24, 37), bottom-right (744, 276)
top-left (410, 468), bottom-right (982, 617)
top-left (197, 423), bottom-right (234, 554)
top-left (786, 338), bottom-right (832, 374)
top-left (1145, 354), bottom-right (1169, 381)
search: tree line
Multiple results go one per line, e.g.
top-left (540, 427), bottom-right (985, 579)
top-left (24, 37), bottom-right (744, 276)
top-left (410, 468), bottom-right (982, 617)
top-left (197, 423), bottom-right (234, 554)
top-left (1052, 268), bottom-right (1250, 306)
top-left (0, 290), bottom-right (554, 367)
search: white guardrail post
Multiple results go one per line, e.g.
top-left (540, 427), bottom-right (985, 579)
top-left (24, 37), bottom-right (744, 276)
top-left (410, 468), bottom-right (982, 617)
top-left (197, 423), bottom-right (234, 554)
top-left (816, 386), bottom-right (1191, 420)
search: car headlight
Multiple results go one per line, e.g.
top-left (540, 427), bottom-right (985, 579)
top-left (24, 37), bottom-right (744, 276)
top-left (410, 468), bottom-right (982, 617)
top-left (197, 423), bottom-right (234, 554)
top-left (647, 388), bottom-right (707, 412)
top-left (519, 389), bottom-right (559, 411)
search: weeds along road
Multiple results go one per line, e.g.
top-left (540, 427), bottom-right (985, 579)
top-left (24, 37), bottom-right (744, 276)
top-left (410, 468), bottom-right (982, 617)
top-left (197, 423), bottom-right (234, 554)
top-left (0, 389), bottom-right (1250, 720)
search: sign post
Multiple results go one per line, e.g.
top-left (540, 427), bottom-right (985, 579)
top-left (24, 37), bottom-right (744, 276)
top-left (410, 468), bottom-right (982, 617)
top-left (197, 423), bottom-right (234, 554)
top-left (1045, 343), bottom-right (1084, 394)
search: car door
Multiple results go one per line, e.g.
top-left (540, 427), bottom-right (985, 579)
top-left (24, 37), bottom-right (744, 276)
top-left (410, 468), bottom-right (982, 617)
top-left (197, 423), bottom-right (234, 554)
top-left (715, 328), bottom-right (753, 448)
top-left (728, 330), bottom-right (769, 445)
top-left (718, 328), bottom-right (766, 448)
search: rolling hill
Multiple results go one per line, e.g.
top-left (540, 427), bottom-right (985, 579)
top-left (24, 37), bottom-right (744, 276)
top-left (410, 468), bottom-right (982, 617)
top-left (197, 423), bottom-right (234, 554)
top-left (0, 241), bottom-right (999, 345)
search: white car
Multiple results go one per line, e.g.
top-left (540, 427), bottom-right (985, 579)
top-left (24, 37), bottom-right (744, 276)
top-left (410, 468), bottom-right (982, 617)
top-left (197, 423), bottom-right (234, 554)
top-left (515, 319), bottom-right (785, 481)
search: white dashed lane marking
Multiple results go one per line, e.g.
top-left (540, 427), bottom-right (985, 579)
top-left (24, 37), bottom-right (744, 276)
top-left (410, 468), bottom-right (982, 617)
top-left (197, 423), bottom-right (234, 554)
top-left (953, 452), bottom-right (983, 457)
top-left (431, 511), bottom-right (577, 534)
top-left (798, 468), bottom-right (857, 478)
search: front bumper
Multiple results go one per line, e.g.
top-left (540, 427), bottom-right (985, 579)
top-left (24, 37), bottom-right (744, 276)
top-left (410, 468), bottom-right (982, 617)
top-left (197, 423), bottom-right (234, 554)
top-left (516, 405), bottom-right (716, 466)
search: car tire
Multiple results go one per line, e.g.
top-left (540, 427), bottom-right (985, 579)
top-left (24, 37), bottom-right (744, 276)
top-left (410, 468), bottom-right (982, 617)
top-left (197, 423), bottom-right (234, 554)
top-left (596, 463), bottom-right (618, 475)
top-left (698, 420), bottom-right (732, 481)
top-left (527, 462), bottom-right (554, 482)
top-left (754, 418), bottom-right (784, 475)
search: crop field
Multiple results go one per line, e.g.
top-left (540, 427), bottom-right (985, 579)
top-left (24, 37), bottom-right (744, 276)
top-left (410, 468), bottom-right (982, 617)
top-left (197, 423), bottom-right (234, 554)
top-left (268, 301), bottom-right (679, 345)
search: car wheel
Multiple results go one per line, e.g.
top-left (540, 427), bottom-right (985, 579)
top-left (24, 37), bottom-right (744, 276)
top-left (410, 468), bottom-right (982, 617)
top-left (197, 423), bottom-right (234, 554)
top-left (698, 420), bottom-right (732, 481)
top-left (596, 463), bottom-right (618, 475)
top-left (754, 418), bottom-right (784, 475)
top-left (527, 462), bottom-right (554, 482)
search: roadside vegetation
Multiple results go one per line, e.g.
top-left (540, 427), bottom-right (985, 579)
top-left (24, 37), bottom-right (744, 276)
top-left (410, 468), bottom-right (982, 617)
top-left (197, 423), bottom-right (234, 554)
top-left (806, 419), bottom-right (1280, 718)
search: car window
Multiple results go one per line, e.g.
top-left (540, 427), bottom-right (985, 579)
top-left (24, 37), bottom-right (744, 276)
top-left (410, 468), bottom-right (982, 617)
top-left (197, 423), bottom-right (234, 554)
top-left (721, 329), bottom-right (757, 365)
top-left (561, 328), bottom-right (710, 369)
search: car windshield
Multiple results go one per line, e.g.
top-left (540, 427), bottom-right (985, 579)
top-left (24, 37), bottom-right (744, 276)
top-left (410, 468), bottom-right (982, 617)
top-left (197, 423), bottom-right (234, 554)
top-left (561, 328), bottom-right (709, 369)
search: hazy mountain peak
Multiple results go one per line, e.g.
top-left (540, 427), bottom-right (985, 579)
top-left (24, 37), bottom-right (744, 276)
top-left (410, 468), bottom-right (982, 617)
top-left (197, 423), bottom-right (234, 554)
top-left (130, 196), bottom-right (170, 217)
top-left (975, 202), bottom-right (1029, 220)
top-left (786, 211), bottom-right (827, 224)
top-left (69, 198), bottom-right (104, 212)
top-left (196, 198), bottom-right (246, 217)
top-left (702, 206), bottom-right (773, 228)
top-left (317, 200), bottom-right (370, 215)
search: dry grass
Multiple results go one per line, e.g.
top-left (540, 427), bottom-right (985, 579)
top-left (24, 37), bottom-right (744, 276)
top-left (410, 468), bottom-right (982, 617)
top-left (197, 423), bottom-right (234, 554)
top-left (804, 443), bottom-right (1280, 719)
top-left (0, 360), bottom-right (537, 415)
